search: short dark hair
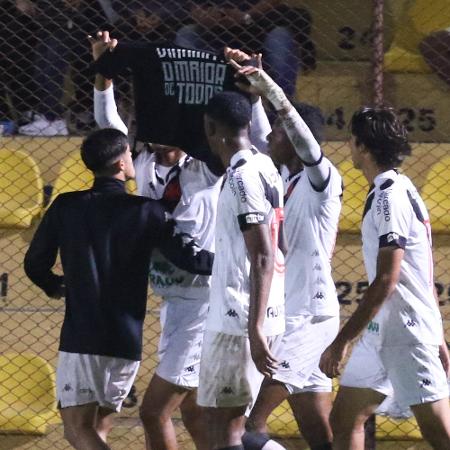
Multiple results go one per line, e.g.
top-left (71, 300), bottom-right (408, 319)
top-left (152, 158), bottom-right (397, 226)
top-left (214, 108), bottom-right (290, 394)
top-left (291, 101), bottom-right (325, 144)
top-left (205, 91), bottom-right (252, 129)
top-left (81, 128), bottom-right (129, 172)
top-left (351, 107), bottom-right (411, 167)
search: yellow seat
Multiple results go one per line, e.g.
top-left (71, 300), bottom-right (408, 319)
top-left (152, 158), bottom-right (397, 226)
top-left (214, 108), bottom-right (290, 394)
top-left (421, 156), bottom-right (450, 233)
top-left (0, 352), bottom-right (60, 434)
top-left (338, 161), bottom-right (369, 233)
top-left (0, 148), bottom-right (44, 228)
top-left (50, 152), bottom-right (136, 205)
top-left (385, 0), bottom-right (450, 73)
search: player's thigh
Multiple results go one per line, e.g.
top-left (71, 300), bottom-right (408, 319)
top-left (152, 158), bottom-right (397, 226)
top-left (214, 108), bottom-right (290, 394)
top-left (141, 373), bottom-right (190, 418)
top-left (412, 397), bottom-right (450, 438)
top-left (331, 386), bottom-right (385, 433)
top-left (60, 402), bottom-right (99, 431)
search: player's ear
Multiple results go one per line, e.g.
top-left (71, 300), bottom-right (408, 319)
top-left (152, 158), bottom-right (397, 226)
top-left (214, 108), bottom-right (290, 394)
top-left (203, 114), bottom-right (216, 138)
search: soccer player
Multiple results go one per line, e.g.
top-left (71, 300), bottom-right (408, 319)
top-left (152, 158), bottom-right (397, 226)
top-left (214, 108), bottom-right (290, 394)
top-left (230, 57), bottom-right (342, 450)
top-left (24, 128), bottom-right (212, 450)
top-left (319, 107), bottom-right (450, 450)
top-left (197, 90), bottom-right (285, 450)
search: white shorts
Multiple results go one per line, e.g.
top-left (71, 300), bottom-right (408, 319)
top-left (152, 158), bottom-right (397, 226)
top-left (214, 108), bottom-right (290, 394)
top-left (156, 296), bottom-right (209, 388)
top-left (197, 331), bottom-right (282, 408)
top-left (273, 315), bottom-right (339, 394)
top-left (56, 352), bottom-right (139, 412)
top-left (340, 334), bottom-right (449, 407)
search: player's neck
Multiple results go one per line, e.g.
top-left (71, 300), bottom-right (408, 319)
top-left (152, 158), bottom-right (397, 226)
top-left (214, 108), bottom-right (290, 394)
top-left (221, 135), bottom-right (253, 167)
top-left (286, 156), bottom-right (303, 176)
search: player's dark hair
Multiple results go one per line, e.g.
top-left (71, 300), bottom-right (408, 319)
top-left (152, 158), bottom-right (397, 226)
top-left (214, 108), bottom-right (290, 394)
top-left (206, 91), bottom-right (252, 130)
top-left (351, 107), bottom-right (411, 167)
top-left (81, 128), bottom-right (129, 172)
top-left (291, 101), bottom-right (325, 144)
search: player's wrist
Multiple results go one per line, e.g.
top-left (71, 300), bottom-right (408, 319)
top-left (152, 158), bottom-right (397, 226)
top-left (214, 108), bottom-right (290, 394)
top-left (265, 85), bottom-right (290, 111)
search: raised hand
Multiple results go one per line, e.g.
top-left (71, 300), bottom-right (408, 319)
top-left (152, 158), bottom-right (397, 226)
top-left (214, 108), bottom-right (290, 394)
top-left (88, 30), bottom-right (118, 61)
top-left (229, 55), bottom-right (290, 112)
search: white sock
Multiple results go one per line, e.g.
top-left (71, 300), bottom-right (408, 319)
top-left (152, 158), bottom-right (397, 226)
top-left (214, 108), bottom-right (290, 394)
top-left (261, 440), bottom-right (287, 450)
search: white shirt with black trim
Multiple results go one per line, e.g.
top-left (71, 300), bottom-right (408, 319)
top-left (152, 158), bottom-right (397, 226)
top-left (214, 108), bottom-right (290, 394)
top-left (135, 151), bottom-right (222, 300)
top-left (283, 157), bottom-right (342, 317)
top-left (206, 148), bottom-right (285, 337)
top-left (361, 169), bottom-right (443, 346)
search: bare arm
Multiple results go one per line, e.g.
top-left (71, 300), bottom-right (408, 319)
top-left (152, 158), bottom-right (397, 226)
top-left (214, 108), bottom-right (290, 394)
top-left (243, 223), bottom-right (278, 377)
top-left (319, 247), bottom-right (404, 378)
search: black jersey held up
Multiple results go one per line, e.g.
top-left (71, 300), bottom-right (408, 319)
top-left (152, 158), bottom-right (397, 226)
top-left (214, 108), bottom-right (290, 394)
top-left (24, 177), bottom-right (213, 361)
top-left (93, 42), bottom-right (238, 153)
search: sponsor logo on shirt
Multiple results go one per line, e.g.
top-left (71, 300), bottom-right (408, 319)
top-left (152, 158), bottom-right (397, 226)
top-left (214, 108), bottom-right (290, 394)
top-left (228, 174), bottom-right (247, 203)
top-left (266, 305), bottom-right (283, 318)
top-left (376, 193), bottom-right (391, 222)
top-left (245, 213), bottom-right (265, 224)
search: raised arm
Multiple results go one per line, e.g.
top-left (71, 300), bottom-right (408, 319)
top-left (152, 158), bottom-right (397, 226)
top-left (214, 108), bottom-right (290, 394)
top-left (231, 58), bottom-right (329, 188)
top-left (89, 31), bottom-right (128, 135)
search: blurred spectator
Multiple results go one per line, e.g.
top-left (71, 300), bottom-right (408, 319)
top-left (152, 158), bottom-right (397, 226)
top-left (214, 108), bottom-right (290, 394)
top-left (115, 0), bottom-right (188, 43)
top-left (0, 0), bottom-right (39, 129)
top-left (175, 0), bottom-right (315, 98)
top-left (420, 29), bottom-right (450, 87)
top-left (18, 0), bottom-right (116, 136)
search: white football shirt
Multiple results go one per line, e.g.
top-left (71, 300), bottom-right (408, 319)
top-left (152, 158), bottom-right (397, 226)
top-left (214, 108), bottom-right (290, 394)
top-left (283, 157), bottom-right (342, 317)
top-left (134, 151), bottom-right (222, 300)
top-left (206, 148), bottom-right (285, 337)
top-left (361, 169), bottom-right (443, 346)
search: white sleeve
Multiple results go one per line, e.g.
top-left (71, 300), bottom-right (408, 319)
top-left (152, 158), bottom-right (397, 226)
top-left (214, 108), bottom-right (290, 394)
top-left (94, 84), bottom-right (128, 135)
top-left (250, 99), bottom-right (271, 154)
top-left (281, 108), bottom-right (329, 189)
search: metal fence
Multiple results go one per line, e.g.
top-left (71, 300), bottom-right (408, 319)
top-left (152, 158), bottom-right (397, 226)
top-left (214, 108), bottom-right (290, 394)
top-left (1, 0), bottom-right (450, 448)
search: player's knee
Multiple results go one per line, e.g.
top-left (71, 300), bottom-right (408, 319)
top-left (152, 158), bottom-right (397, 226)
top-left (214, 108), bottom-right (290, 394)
top-left (329, 408), bottom-right (362, 437)
top-left (139, 404), bottom-right (171, 427)
top-left (63, 421), bottom-right (94, 446)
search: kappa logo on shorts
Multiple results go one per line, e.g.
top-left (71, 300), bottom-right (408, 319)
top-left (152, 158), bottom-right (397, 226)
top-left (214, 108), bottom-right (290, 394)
top-left (63, 384), bottom-right (73, 392)
top-left (185, 365), bottom-right (195, 373)
top-left (79, 387), bottom-right (94, 397)
top-left (226, 309), bottom-right (239, 318)
top-left (420, 379), bottom-right (432, 387)
top-left (311, 250), bottom-right (319, 257)
top-left (405, 319), bottom-right (417, 327)
top-left (280, 361), bottom-right (290, 369)
top-left (221, 386), bottom-right (233, 394)
top-left (313, 291), bottom-right (325, 300)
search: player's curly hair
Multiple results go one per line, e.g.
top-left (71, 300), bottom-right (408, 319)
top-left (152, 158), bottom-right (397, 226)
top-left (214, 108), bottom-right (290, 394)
top-left (351, 107), bottom-right (411, 167)
top-left (206, 91), bottom-right (252, 130)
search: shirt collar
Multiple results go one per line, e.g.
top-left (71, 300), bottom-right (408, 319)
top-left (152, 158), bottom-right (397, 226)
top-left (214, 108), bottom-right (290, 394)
top-left (373, 169), bottom-right (398, 187)
top-left (92, 177), bottom-right (126, 193)
top-left (229, 148), bottom-right (257, 169)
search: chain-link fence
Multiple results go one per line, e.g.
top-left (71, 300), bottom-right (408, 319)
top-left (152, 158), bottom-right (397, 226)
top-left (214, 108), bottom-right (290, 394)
top-left (1, 0), bottom-right (450, 448)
